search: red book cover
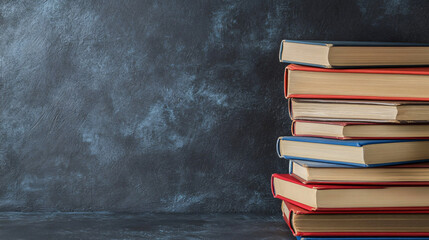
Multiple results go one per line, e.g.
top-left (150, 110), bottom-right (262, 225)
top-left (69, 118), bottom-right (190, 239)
top-left (282, 200), bottom-right (429, 237)
top-left (271, 174), bottom-right (429, 211)
top-left (291, 120), bottom-right (429, 140)
top-left (284, 64), bottom-right (429, 101)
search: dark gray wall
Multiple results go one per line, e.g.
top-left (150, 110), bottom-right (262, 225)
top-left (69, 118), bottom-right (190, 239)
top-left (0, 0), bottom-right (428, 213)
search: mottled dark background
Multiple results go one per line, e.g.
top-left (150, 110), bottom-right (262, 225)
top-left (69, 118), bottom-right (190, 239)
top-left (0, 0), bottom-right (428, 213)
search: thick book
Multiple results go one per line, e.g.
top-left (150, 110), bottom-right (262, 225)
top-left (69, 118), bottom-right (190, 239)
top-left (289, 159), bottom-right (429, 185)
top-left (288, 99), bottom-right (429, 123)
top-left (281, 200), bottom-right (429, 237)
top-left (277, 136), bottom-right (429, 167)
top-left (292, 120), bottom-right (429, 139)
top-left (284, 64), bottom-right (429, 101)
top-left (279, 40), bottom-right (429, 68)
top-left (272, 174), bottom-right (429, 211)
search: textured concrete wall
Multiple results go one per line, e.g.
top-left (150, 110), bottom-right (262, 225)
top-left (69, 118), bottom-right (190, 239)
top-left (0, 0), bottom-right (428, 212)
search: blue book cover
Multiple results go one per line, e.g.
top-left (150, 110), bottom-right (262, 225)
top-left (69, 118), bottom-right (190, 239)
top-left (277, 136), bottom-right (429, 167)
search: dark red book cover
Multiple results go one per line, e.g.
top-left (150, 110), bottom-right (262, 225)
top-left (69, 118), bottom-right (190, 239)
top-left (291, 120), bottom-right (429, 140)
top-left (284, 64), bottom-right (429, 101)
top-left (271, 174), bottom-right (429, 211)
top-left (282, 200), bottom-right (429, 237)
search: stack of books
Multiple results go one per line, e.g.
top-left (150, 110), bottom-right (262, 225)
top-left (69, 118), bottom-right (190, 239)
top-left (272, 40), bottom-right (429, 240)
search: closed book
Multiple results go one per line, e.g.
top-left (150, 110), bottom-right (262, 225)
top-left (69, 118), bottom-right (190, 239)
top-left (288, 99), bottom-right (429, 123)
top-left (284, 64), bottom-right (429, 101)
top-left (282, 200), bottom-right (429, 237)
top-left (289, 160), bottom-right (429, 185)
top-left (291, 120), bottom-right (429, 139)
top-left (279, 40), bottom-right (429, 68)
top-left (277, 136), bottom-right (429, 167)
top-left (272, 174), bottom-right (429, 211)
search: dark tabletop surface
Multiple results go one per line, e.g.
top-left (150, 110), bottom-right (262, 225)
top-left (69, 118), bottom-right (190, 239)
top-left (0, 212), bottom-right (294, 239)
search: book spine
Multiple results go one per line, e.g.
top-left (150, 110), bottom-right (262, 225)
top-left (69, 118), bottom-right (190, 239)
top-left (288, 160), bottom-right (293, 174)
top-left (279, 40), bottom-right (285, 62)
top-left (276, 137), bottom-right (282, 158)
top-left (270, 174), bottom-right (276, 197)
top-left (325, 44), bottom-right (333, 68)
top-left (284, 67), bottom-right (289, 98)
top-left (282, 209), bottom-right (297, 236)
top-left (288, 98), bottom-right (293, 120)
top-left (291, 120), bottom-right (296, 136)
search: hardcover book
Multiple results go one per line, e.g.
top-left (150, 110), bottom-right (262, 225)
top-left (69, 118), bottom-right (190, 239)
top-left (292, 120), bottom-right (429, 139)
top-left (282, 200), bottom-right (429, 237)
top-left (284, 64), bottom-right (429, 101)
top-left (289, 99), bottom-right (429, 123)
top-left (279, 40), bottom-right (429, 68)
top-left (289, 159), bottom-right (429, 185)
top-left (272, 174), bottom-right (429, 211)
top-left (277, 136), bottom-right (429, 167)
